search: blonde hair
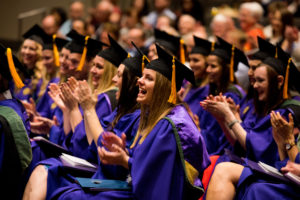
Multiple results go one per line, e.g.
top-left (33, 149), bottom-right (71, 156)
top-left (17, 40), bottom-right (44, 96)
top-left (89, 59), bottom-right (117, 95)
top-left (130, 72), bottom-right (179, 148)
top-left (37, 66), bottom-right (60, 99)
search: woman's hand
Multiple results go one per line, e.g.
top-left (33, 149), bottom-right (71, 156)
top-left (101, 132), bottom-right (127, 151)
top-left (59, 83), bottom-right (78, 111)
top-left (200, 94), bottom-right (235, 123)
top-left (30, 116), bottom-right (57, 135)
top-left (76, 80), bottom-right (97, 111)
top-left (281, 160), bottom-right (300, 176)
top-left (97, 145), bottom-right (129, 169)
top-left (48, 83), bottom-right (67, 112)
top-left (270, 111), bottom-right (294, 147)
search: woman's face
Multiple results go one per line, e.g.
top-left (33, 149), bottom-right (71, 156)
top-left (271, 10), bottom-right (283, 34)
top-left (148, 43), bottom-right (158, 61)
top-left (90, 55), bottom-right (105, 88)
top-left (42, 50), bottom-right (55, 74)
top-left (189, 53), bottom-right (206, 79)
top-left (59, 47), bottom-right (71, 76)
top-left (206, 55), bottom-right (222, 84)
top-left (253, 66), bottom-right (269, 101)
top-left (137, 68), bottom-right (156, 105)
top-left (21, 39), bottom-right (39, 69)
top-left (248, 59), bottom-right (261, 85)
top-left (112, 64), bottom-right (125, 100)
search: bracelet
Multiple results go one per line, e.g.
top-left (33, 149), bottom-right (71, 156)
top-left (227, 119), bottom-right (240, 129)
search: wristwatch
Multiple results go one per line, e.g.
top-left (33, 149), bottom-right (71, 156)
top-left (285, 141), bottom-right (296, 151)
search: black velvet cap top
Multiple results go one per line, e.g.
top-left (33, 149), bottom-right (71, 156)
top-left (22, 24), bottom-right (45, 45)
top-left (121, 41), bottom-right (149, 77)
top-left (146, 43), bottom-right (195, 91)
top-left (210, 36), bottom-right (249, 71)
top-left (250, 36), bottom-right (276, 61)
top-left (190, 36), bottom-right (213, 56)
top-left (66, 30), bottom-right (107, 58)
top-left (97, 34), bottom-right (128, 67)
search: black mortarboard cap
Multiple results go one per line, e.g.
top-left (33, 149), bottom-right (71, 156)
top-left (146, 43), bottom-right (195, 91)
top-left (0, 44), bottom-right (27, 88)
top-left (191, 36), bottom-right (213, 56)
top-left (66, 30), bottom-right (107, 57)
top-left (121, 41), bottom-right (149, 77)
top-left (250, 36), bottom-right (276, 61)
top-left (263, 45), bottom-right (300, 96)
top-left (22, 24), bottom-right (44, 45)
top-left (67, 30), bottom-right (108, 70)
top-left (97, 34), bottom-right (128, 67)
top-left (154, 29), bottom-right (180, 55)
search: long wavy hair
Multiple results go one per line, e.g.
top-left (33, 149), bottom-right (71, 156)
top-left (253, 64), bottom-right (284, 116)
top-left (89, 59), bottom-right (117, 95)
top-left (111, 66), bottom-right (140, 128)
top-left (17, 39), bottom-right (43, 95)
top-left (209, 56), bottom-right (236, 95)
top-left (131, 71), bottom-right (180, 147)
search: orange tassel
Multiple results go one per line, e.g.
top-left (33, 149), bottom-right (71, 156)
top-left (77, 36), bottom-right (90, 71)
top-left (230, 45), bottom-right (235, 82)
top-left (180, 39), bottom-right (185, 64)
top-left (128, 53), bottom-right (131, 58)
top-left (275, 47), bottom-right (278, 59)
top-left (52, 34), bottom-right (60, 67)
top-left (283, 58), bottom-right (291, 99)
top-left (6, 48), bottom-right (24, 88)
top-left (141, 55), bottom-right (149, 72)
top-left (168, 56), bottom-right (177, 104)
top-left (211, 41), bottom-right (215, 52)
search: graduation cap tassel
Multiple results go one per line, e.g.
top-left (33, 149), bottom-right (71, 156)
top-left (283, 58), bottom-right (291, 99)
top-left (6, 48), bottom-right (24, 88)
top-left (229, 45), bottom-right (235, 82)
top-left (128, 53), bottom-right (131, 58)
top-left (275, 47), bottom-right (278, 59)
top-left (168, 56), bottom-right (177, 104)
top-left (77, 36), bottom-right (90, 71)
top-left (52, 34), bottom-right (60, 67)
top-left (211, 41), bottom-right (215, 52)
top-left (180, 39), bottom-right (185, 64)
top-left (141, 55), bottom-right (149, 72)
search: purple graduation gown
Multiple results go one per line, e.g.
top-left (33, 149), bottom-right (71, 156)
top-left (65, 92), bottom-right (115, 162)
top-left (13, 78), bottom-right (43, 102)
top-left (200, 85), bottom-right (244, 155)
top-left (36, 77), bottom-right (60, 119)
top-left (43, 105), bottom-right (210, 200)
top-left (40, 108), bottom-right (140, 200)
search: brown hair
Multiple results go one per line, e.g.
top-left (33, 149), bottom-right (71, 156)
top-left (130, 71), bottom-right (179, 147)
top-left (254, 64), bottom-right (284, 116)
top-left (89, 59), bottom-right (117, 95)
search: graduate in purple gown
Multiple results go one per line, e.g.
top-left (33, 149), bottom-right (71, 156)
top-left (22, 39), bottom-right (143, 200)
top-left (34, 31), bottom-right (68, 119)
top-left (0, 44), bottom-right (32, 199)
top-left (203, 44), bottom-right (300, 200)
top-left (199, 37), bottom-right (248, 155)
top-left (183, 36), bottom-right (211, 120)
top-left (13, 24), bottom-right (44, 102)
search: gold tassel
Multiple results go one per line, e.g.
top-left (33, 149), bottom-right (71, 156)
top-left (275, 47), bottom-right (278, 59)
top-left (141, 55), bottom-right (150, 72)
top-left (6, 48), bottom-right (24, 88)
top-left (52, 34), bottom-right (60, 67)
top-left (168, 56), bottom-right (177, 104)
top-left (76, 36), bottom-right (90, 71)
top-left (283, 58), bottom-right (291, 99)
top-left (127, 53), bottom-right (131, 58)
top-left (180, 39), bottom-right (185, 64)
top-left (230, 45), bottom-right (235, 82)
top-left (211, 41), bottom-right (215, 52)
